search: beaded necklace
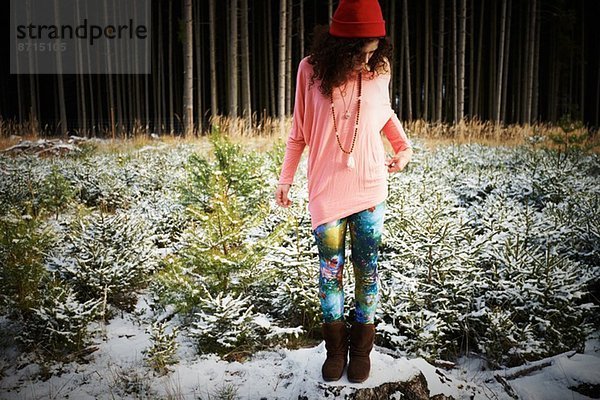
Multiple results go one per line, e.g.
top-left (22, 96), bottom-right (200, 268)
top-left (330, 72), bottom-right (362, 170)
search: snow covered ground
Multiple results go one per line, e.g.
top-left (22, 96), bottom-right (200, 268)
top-left (1, 140), bottom-right (599, 399)
top-left (1, 307), bottom-right (598, 399)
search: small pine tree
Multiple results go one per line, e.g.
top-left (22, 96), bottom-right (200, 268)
top-left (144, 320), bottom-right (179, 374)
top-left (66, 156), bottom-right (131, 211)
top-left (0, 212), bottom-right (53, 318)
top-left (188, 292), bottom-right (258, 355)
top-left (48, 211), bottom-right (158, 313)
top-left (18, 280), bottom-right (100, 360)
top-left (178, 133), bottom-right (273, 294)
top-left (39, 164), bottom-right (77, 218)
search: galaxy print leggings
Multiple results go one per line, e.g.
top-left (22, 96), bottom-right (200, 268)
top-left (312, 201), bottom-right (385, 324)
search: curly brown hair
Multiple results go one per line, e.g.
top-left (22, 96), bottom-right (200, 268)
top-left (307, 24), bottom-right (393, 98)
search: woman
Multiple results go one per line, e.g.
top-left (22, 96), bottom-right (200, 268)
top-left (275, 0), bottom-right (413, 383)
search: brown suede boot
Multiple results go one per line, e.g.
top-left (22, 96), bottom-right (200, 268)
top-left (321, 321), bottom-right (348, 381)
top-left (347, 322), bottom-right (375, 383)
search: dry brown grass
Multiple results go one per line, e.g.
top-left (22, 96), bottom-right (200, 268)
top-left (208, 114), bottom-right (292, 153)
top-left (0, 131), bottom-right (204, 154)
top-left (404, 118), bottom-right (599, 153)
top-left (1, 116), bottom-right (598, 154)
top-left (404, 119), bottom-right (531, 151)
top-left (405, 118), bottom-right (531, 141)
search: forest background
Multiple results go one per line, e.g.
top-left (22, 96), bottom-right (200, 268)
top-left (2, 0), bottom-right (600, 139)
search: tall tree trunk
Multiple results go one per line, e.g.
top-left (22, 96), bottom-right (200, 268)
top-left (278, 0), bottom-right (287, 135)
top-left (134, 42), bottom-right (140, 132)
top-left (457, 0), bottom-right (466, 121)
top-left (532, 8), bottom-right (540, 123)
top-left (548, 27), bottom-right (558, 122)
top-left (428, 3), bottom-right (435, 119)
top-left (95, 77), bottom-right (103, 135)
top-left (500, 0), bottom-right (512, 123)
top-left (568, 43), bottom-right (574, 118)
top-left (229, 0), bottom-right (239, 119)
top-left (116, 1), bottom-right (127, 135)
top-left (209, 0), bottom-right (218, 119)
top-left (267, 3), bottom-right (276, 116)
top-left (28, 68), bottom-right (39, 135)
top-left (488, 2), bottom-right (497, 121)
top-left (403, 0), bottom-right (413, 120)
top-left (168, 0), bottom-right (174, 133)
top-left (16, 75), bottom-right (23, 125)
top-left (13, 7), bottom-right (23, 125)
top-left (423, 0), bottom-right (430, 120)
top-left (134, 39), bottom-right (142, 132)
top-left (285, 0), bottom-right (293, 116)
top-left (75, 0), bottom-right (87, 133)
top-left (525, 0), bottom-right (536, 124)
top-left (241, 0), bottom-right (251, 124)
top-left (468, 0), bottom-right (474, 117)
top-left (113, 0), bottom-right (128, 137)
top-left (25, 3), bottom-right (40, 134)
top-left (112, 0), bottom-right (124, 136)
top-left (436, 0), bottom-right (445, 122)
top-left (16, 76), bottom-right (22, 128)
top-left (87, 8), bottom-right (95, 136)
top-left (451, 0), bottom-right (458, 122)
top-left (516, 4), bottom-right (524, 123)
top-left (473, 0), bottom-right (484, 118)
top-left (156, 3), bottom-right (163, 134)
top-left (54, 0), bottom-right (67, 136)
top-left (580, 1), bottom-right (585, 120)
top-left (398, 4), bottom-right (405, 118)
top-left (194, 0), bottom-right (203, 133)
top-left (75, 51), bottom-right (83, 134)
top-left (183, 0), bottom-right (194, 137)
top-left (415, 5), bottom-right (422, 119)
top-left (260, 3), bottom-right (269, 117)
top-left (494, 0), bottom-right (507, 123)
top-left (144, 16), bottom-right (149, 132)
top-left (250, 3), bottom-right (258, 123)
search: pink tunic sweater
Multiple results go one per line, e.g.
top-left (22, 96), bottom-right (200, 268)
top-left (278, 56), bottom-right (412, 231)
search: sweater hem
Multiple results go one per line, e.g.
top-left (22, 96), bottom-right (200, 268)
top-left (309, 192), bottom-right (387, 231)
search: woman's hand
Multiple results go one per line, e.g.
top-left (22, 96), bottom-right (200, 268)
top-left (275, 184), bottom-right (292, 207)
top-left (386, 148), bottom-right (413, 173)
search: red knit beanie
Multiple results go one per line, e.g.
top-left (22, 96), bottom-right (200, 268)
top-left (329, 0), bottom-right (386, 38)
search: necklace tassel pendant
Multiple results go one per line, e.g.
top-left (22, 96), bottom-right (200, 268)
top-left (347, 155), bottom-right (355, 169)
top-left (330, 72), bottom-right (362, 172)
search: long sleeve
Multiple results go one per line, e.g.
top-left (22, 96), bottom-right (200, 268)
top-left (278, 60), bottom-right (307, 185)
top-left (382, 113), bottom-right (412, 154)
